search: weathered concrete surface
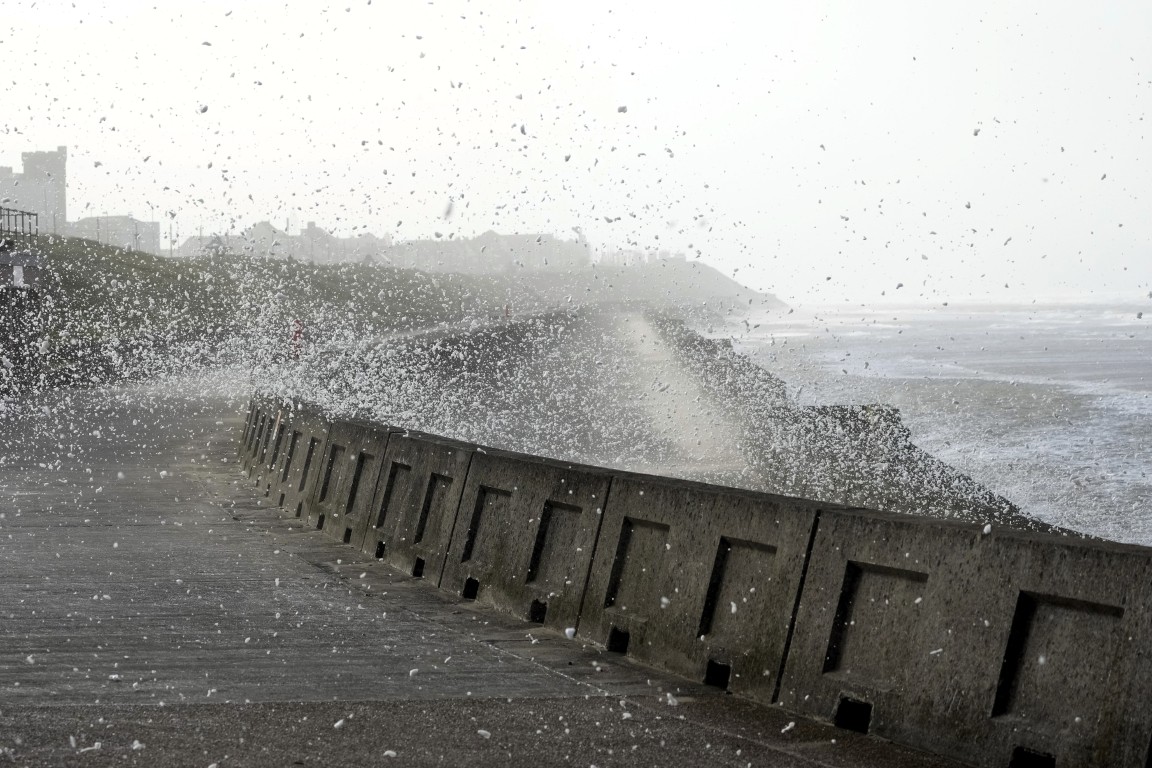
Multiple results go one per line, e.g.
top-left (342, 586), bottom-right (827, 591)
top-left (0, 376), bottom-right (961, 766)
top-left (779, 509), bottom-right (1152, 766)
top-left (359, 432), bottom-right (475, 583)
top-left (241, 393), bottom-right (288, 488)
top-left (441, 449), bottom-right (612, 632)
top-left (305, 418), bottom-right (394, 542)
top-left (580, 473), bottom-right (819, 704)
top-left (259, 398), bottom-right (332, 521)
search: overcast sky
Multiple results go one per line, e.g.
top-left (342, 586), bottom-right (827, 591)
top-left (2, 0), bottom-right (1149, 305)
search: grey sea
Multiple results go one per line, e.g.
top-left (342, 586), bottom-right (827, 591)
top-left (725, 303), bottom-right (1152, 544)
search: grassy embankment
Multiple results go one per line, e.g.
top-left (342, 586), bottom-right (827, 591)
top-left (10, 236), bottom-right (497, 389)
top-left (4, 235), bottom-right (779, 391)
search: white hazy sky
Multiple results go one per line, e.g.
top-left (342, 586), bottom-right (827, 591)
top-left (2, 0), bottom-right (1149, 305)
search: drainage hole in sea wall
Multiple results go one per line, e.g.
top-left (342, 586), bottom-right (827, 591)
top-left (704, 659), bottom-right (732, 690)
top-left (1008, 747), bottom-right (1056, 768)
top-left (375, 541), bottom-right (386, 559)
top-left (462, 577), bottom-right (480, 600)
top-left (528, 600), bottom-right (548, 624)
top-left (606, 626), bottom-right (630, 654)
top-left (833, 696), bottom-right (872, 734)
top-left (412, 558), bottom-right (425, 578)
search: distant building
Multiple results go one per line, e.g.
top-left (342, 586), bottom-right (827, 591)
top-left (175, 225), bottom-right (586, 272)
top-left (384, 231), bottom-right (591, 274)
top-left (0, 146), bottom-right (67, 234)
top-left (1, 146), bottom-right (166, 254)
top-left (237, 221), bottom-right (288, 258)
top-left (175, 221), bottom-right (392, 262)
top-left (300, 221), bottom-right (392, 263)
top-left (175, 221), bottom-right (296, 260)
top-left (175, 233), bottom-right (248, 259)
top-left (70, 216), bottom-right (161, 255)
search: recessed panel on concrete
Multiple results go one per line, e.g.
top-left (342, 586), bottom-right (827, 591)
top-left (240, 407), bottom-right (262, 471)
top-left (975, 533), bottom-right (1152, 767)
top-left (581, 474), bottom-right (818, 702)
top-left (354, 433), bottom-right (474, 582)
top-left (255, 406), bottom-right (282, 477)
top-left (239, 397), bottom-right (262, 462)
top-left (778, 509), bottom-right (1152, 767)
top-left (821, 561), bottom-right (929, 685)
top-left (440, 451), bottom-right (613, 632)
top-left (304, 418), bottom-right (394, 542)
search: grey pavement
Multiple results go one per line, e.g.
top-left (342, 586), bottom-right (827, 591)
top-left (0, 375), bottom-right (963, 767)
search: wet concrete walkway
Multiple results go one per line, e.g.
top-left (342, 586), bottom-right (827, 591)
top-left (0, 376), bottom-right (960, 767)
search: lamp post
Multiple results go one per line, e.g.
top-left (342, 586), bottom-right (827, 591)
top-left (147, 203), bottom-right (156, 254)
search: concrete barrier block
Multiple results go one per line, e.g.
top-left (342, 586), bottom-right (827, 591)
top-left (266, 401), bottom-right (332, 522)
top-left (243, 395), bottom-right (286, 478)
top-left (353, 433), bottom-right (473, 582)
top-left (975, 535), bottom-right (1152, 767)
top-left (241, 397), bottom-right (276, 473)
top-left (580, 474), bottom-right (819, 702)
top-left (440, 451), bottom-right (612, 632)
top-left (252, 401), bottom-right (297, 493)
top-left (305, 418), bottom-right (395, 542)
top-left (777, 510), bottom-right (1152, 767)
top-left (777, 511), bottom-right (977, 745)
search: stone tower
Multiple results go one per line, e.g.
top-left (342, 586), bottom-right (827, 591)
top-left (18, 146), bottom-right (67, 234)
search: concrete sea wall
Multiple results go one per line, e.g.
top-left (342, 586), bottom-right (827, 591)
top-left (240, 393), bottom-right (1152, 767)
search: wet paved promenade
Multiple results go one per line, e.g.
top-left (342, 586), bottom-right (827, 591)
top-left (0, 377), bottom-right (959, 766)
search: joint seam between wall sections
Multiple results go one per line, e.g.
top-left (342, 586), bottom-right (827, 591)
top-left (436, 449), bottom-right (478, 589)
top-left (572, 477), bottom-right (615, 636)
top-left (772, 509), bottom-right (822, 704)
